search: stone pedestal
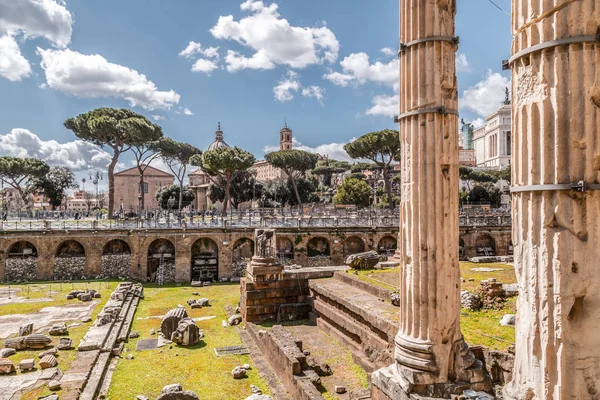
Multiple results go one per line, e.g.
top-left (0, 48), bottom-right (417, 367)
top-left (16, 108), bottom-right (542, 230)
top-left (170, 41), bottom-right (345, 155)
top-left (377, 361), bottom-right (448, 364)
top-left (371, 0), bottom-right (490, 398)
top-left (503, 1), bottom-right (600, 398)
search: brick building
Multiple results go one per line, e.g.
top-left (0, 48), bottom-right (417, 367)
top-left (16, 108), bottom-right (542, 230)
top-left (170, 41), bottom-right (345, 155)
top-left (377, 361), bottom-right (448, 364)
top-left (114, 165), bottom-right (174, 212)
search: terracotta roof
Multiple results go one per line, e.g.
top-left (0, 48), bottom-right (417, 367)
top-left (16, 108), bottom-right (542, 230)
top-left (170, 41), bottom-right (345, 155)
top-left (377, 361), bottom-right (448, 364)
top-left (114, 165), bottom-right (174, 177)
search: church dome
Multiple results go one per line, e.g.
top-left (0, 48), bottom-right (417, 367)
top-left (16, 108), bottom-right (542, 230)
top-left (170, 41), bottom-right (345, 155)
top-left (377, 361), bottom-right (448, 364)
top-left (207, 122), bottom-right (230, 151)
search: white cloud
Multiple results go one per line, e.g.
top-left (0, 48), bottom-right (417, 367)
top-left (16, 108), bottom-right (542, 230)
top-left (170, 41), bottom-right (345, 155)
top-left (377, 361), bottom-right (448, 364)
top-left (264, 137), bottom-right (353, 161)
top-left (183, 107), bottom-right (194, 116)
top-left (456, 53), bottom-right (471, 73)
top-left (459, 70), bottom-right (510, 117)
top-left (152, 115), bottom-right (165, 121)
top-left (470, 118), bottom-right (485, 128)
top-left (224, 49), bottom-right (275, 72)
top-left (211, 0), bottom-right (339, 71)
top-left (302, 85), bottom-right (325, 105)
top-left (0, 34), bottom-right (31, 81)
top-left (324, 52), bottom-right (398, 88)
top-left (38, 48), bottom-right (181, 110)
top-left (0, 128), bottom-right (112, 170)
top-left (366, 94), bottom-right (398, 118)
top-left (0, 0), bottom-right (72, 48)
top-left (191, 58), bottom-right (219, 74)
top-left (322, 70), bottom-right (354, 87)
top-left (273, 71), bottom-right (300, 102)
top-left (178, 41), bottom-right (220, 59)
top-left (381, 47), bottom-right (396, 56)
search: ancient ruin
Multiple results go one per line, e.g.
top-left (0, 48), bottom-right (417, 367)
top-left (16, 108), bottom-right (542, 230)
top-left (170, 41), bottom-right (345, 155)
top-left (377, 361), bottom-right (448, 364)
top-left (502, 0), bottom-right (600, 398)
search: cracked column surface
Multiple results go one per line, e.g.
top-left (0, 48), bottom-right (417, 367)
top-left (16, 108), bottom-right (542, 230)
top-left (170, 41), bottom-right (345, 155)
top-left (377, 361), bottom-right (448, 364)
top-left (371, 0), bottom-right (490, 398)
top-left (504, 1), bottom-right (600, 399)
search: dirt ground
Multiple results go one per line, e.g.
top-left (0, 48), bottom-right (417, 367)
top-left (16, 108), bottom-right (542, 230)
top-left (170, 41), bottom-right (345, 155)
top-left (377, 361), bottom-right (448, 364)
top-left (285, 324), bottom-right (368, 400)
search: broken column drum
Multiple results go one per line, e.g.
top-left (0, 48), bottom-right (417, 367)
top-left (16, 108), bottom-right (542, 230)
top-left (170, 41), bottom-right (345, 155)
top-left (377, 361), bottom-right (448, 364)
top-left (160, 307), bottom-right (188, 340)
top-left (504, 1), bottom-right (600, 399)
top-left (371, 0), bottom-right (489, 397)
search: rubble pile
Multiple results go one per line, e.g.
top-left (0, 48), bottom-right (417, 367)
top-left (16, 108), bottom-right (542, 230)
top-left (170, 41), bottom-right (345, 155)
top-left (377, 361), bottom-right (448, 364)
top-left (232, 259), bottom-right (248, 277)
top-left (4, 258), bottom-right (37, 282)
top-left (54, 257), bottom-right (86, 281)
top-left (306, 256), bottom-right (332, 268)
top-left (461, 290), bottom-right (482, 311)
top-left (476, 278), bottom-right (507, 310)
top-left (162, 261), bottom-right (176, 283)
top-left (99, 254), bottom-right (131, 279)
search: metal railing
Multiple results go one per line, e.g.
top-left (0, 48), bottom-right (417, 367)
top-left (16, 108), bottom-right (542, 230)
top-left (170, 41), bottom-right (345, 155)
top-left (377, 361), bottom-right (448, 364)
top-left (0, 210), bottom-right (512, 231)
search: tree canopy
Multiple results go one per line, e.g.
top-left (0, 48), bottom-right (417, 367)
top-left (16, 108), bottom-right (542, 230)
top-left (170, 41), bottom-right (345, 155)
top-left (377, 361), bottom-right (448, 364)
top-left (265, 150), bottom-right (318, 206)
top-left (27, 166), bottom-right (78, 210)
top-left (191, 146), bottom-right (255, 216)
top-left (208, 171), bottom-right (263, 210)
top-left (156, 138), bottom-right (202, 211)
top-left (312, 159), bottom-right (350, 187)
top-left (64, 108), bottom-right (156, 217)
top-left (344, 130), bottom-right (400, 209)
top-left (334, 177), bottom-right (372, 208)
top-left (126, 118), bottom-right (164, 210)
top-left (155, 185), bottom-right (195, 210)
top-left (0, 156), bottom-right (50, 202)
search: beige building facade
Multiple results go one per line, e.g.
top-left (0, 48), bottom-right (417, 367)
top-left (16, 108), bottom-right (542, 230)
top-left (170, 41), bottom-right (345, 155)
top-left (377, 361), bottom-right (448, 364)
top-left (472, 104), bottom-right (511, 168)
top-left (114, 165), bottom-right (174, 212)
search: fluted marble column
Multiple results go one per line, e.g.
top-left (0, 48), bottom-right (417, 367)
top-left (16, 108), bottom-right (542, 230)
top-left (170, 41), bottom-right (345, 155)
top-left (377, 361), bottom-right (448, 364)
top-left (371, 0), bottom-right (489, 398)
top-left (504, 1), bottom-right (600, 398)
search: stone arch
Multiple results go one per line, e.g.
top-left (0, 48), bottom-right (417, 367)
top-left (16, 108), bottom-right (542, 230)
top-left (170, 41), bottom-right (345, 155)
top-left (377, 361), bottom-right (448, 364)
top-left (475, 233), bottom-right (496, 256)
top-left (459, 237), bottom-right (466, 260)
top-left (276, 237), bottom-right (294, 263)
top-left (343, 236), bottom-right (366, 257)
top-left (101, 239), bottom-right (132, 279)
top-left (5, 241), bottom-right (38, 282)
top-left (56, 240), bottom-right (85, 257)
top-left (102, 239), bottom-right (131, 255)
top-left (232, 238), bottom-right (254, 278)
top-left (377, 236), bottom-right (397, 256)
top-left (191, 238), bottom-right (219, 282)
top-left (147, 239), bottom-right (176, 283)
top-left (55, 240), bottom-right (86, 280)
top-left (507, 239), bottom-right (514, 255)
top-left (307, 237), bottom-right (330, 258)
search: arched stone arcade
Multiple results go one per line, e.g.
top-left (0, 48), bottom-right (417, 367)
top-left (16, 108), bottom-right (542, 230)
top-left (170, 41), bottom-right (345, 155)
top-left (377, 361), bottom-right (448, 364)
top-left (5, 241), bottom-right (38, 282)
top-left (55, 240), bottom-right (86, 280)
top-left (276, 237), bottom-right (294, 263)
top-left (459, 237), bottom-right (466, 260)
top-left (377, 236), bottom-right (397, 256)
top-left (101, 239), bottom-right (132, 279)
top-left (343, 236), bottom-right (366, 257)
top-left (190, 238), bottom-right (219, 282)
top-left (232, 238), bottom-right (254, 278)
top-left (475, 234), bottom-right (496, 256)
top-left (147, 239), bottom-right (176, 283)
top-left (307, 236), bottom-right (331, 267)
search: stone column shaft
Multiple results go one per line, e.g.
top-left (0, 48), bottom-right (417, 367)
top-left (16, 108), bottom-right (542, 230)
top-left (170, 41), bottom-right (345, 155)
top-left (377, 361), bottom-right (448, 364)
top-left (505, 1), bottom-right (600, 398)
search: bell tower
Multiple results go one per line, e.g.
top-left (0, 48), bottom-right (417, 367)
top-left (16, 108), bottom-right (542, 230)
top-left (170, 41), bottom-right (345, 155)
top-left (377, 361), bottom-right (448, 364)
top-left (280, 120), bottom-right (292, 150)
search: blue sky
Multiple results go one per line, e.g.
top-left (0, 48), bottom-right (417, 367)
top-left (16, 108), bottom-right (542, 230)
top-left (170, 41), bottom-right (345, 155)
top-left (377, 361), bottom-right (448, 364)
top-left (0, 0), bottom-right (512, 184)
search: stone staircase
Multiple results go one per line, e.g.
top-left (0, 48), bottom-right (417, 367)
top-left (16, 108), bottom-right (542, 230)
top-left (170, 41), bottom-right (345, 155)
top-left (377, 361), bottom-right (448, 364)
top-left (308, 272), bottom-right (399, 374)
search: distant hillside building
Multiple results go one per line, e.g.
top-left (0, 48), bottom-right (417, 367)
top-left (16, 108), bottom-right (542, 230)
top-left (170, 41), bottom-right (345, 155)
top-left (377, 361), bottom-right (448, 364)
top-left (251, 123), bottom-right (291, 182)
top-left (114, 165), bottom-right (174, 211)
top-left (472, 104), bottom-right (511, 168)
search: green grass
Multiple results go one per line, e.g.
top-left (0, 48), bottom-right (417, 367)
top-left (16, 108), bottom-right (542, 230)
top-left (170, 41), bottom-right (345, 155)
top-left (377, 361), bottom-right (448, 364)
top-left (461, 297), bottom-right (516, 351)
top-left (0, 281), bottom-right (118, 400)
top-left (106, 283), bottom-right (271, 400)
top-left (460, 262), bottom-right (516, 292)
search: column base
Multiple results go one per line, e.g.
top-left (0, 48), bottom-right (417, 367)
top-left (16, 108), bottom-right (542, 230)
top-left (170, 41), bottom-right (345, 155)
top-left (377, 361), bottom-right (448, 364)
top-left (372, 337), bottom-right (492, 399)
